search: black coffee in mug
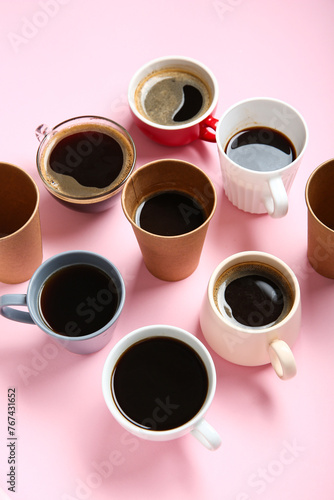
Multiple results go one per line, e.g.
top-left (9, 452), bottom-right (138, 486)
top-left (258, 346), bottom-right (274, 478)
top-left (135, 68), bottom-right (212, 126)
top-left (49, 131), bottom-right (125, 189)
top-left (135, 190), bottom-right (206, 236)
top-left (39, 264), bottom-right (119, 337)
top-left (111, 336), bottom-right (208, 431)
top-left (214, 262), bottom-right (294, 328)
top-left (225, 126), bottom-right (296, 172)
top-left (38, 122), bottom-right (135, 201)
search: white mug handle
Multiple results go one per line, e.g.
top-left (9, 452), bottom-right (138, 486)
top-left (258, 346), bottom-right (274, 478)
top-left (263, 176), bottom-right (288, 218)
top-left (268, 339), bottom-right (297, 380)
top-left (190, 419), bottom-right (221, 451)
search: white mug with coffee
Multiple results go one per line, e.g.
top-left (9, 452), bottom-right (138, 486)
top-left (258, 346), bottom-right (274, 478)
top-left (200, 251), bottom-right (301, 380)
top-left (102, 324), bottom-right (222, 450)
top-left (215, 97), bottom-right (308, 218)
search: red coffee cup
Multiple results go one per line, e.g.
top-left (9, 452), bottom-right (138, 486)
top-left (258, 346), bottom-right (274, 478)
top-left (128, 56), bottom-right (219, 147)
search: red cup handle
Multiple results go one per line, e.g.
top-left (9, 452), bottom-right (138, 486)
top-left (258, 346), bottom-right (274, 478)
top-left (199, 115), bottom-right (219, 142)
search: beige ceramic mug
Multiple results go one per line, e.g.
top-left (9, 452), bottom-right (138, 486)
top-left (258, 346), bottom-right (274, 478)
top-left (0, 163), bottom-right (42, 284)
top-left (200, 251), bottom-right (301, 380)
top-left (305, 159), bottom-right (334, 278)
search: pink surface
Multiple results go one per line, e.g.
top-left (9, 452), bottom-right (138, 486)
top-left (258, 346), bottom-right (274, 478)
top-left (0, 0), bottom-right (334, 498)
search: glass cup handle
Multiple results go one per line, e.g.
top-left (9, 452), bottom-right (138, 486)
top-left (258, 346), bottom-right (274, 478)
top-left (263, 176), bottom-right (288, 218)
top-left (190, 418), bottom-right (222, 450)
top-left (0, 294), bottom-right (34, 324)
top-left (199, 115), bottom-right (219, 143)
top-left (268, 339), bottom-right (297, 380)
top-left (35, 123), bottom-right (51, 142)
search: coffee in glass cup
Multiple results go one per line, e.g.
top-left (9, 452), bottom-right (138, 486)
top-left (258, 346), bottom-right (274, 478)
top-left (36, 116), bottom-right (136, 212)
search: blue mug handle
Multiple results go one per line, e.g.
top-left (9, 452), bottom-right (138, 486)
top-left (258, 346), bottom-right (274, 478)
top-left (0, 295), bottom-right (34, 324)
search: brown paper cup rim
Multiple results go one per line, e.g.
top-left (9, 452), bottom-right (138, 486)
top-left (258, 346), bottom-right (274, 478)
top-left (305, 158), bottom-right (334, 232)
top-left (0, 163), bottom-right (40, 240)
top-left (121, 159), bottom-right (217, 239)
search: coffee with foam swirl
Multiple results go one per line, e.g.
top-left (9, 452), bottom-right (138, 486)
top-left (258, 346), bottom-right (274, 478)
top-left (38, 121), bottom-right (135, 203)
top-left (134, 68), bottom-right (212, 127)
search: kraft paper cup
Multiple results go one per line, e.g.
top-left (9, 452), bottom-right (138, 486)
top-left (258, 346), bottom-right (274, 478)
top-left (305, 159), bottom-right (334, 278)
top-left (121, 159), bottom-right (217, 281)
top-left (0, 163), bottom-right (42, 284)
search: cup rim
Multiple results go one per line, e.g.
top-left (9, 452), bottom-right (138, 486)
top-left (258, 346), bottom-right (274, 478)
top-left (102, 324), bottom-right (216, 438)
top-left (26, 250), bottom-right (125, 342)
top-left (0, 162), bottom-right (40, 240)
top-left (216, 96), bottom-right (309, 176)
top-left (121, 158), bottom-right (217, 239)
top-left (305, 158), bottom-right (334, 232)
top-left (128, 55), bottom-right (219, 131)
top-left (207, 251), bottom-right (301, 335)
top-left (36, 115), bottom-right (136, 204)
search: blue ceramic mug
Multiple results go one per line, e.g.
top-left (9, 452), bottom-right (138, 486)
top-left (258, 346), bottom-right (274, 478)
top-left (0, 251), bottom-right (125, 354)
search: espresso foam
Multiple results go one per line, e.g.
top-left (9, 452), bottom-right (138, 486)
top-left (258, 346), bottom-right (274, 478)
top-left (214, 262), bottom-right (294, 329)
top-left (135, 68), bottom-right (212, 126)
top-left (39, 123), bottom-right (135, 200)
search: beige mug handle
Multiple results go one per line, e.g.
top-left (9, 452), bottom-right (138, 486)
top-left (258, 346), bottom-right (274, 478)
top-left (268, 339), bottom-right (297, 380)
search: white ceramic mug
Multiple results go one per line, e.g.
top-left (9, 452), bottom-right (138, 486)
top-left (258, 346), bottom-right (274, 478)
top-left (216, 97), bottom-right (308, 217)
top-left (200, 252), bottom-right (301, 380)
top-left (102, 325), bottom-right (222, 450)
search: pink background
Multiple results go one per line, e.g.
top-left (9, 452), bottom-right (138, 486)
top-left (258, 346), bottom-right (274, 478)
top-left (0, 0), bottom-right (334, 498)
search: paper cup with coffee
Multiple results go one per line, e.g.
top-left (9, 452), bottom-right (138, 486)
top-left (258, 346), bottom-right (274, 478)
top-left (121, 159), bottom-right (217, 281)
top-left (102, 324), bottom-right (221, 450)
top-left (128, 56), bottom-right (219, 146)
top-left (215, 97), bottom-right (308, 217)
top-left (36, 116), bottom-right (136, 212)
top-left (200, 251), bottom-right (301, 380)
top-left (0, 251), bottom-right (125, 354)
top-left (0, 162), bottom-right (43, 284)
top-left (305, 159), bottom-right (334, 278)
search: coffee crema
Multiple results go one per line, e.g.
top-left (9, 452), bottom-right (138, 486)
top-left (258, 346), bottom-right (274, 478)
top-left (111, 336), bottom-right (208, 431)
top-left (135, 190), bottom-right (207, 236)
top-left (225, 126), bottom-right (296, 172)
top-left (214, 262), bottom-right (294, 328)
top-left (134, 68), bottom-right (212, 126)
top-left (38, 123), bottom-right (135, 200)
top-left (39, 264), bottom-right (119, 337)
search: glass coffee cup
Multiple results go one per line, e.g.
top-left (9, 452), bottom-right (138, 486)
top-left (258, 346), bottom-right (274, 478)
top-left (36, 115), bottom-right (136, 212)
